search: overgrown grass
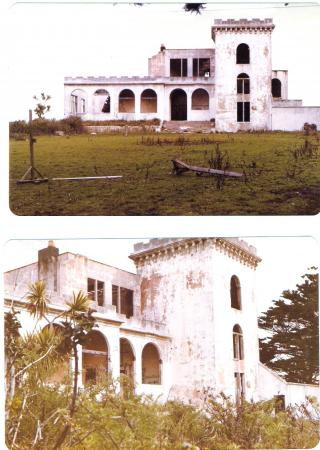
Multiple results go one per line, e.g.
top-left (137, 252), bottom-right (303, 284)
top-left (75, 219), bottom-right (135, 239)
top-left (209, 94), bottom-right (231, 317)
top-left (9, 132), bottom-right (320, 215)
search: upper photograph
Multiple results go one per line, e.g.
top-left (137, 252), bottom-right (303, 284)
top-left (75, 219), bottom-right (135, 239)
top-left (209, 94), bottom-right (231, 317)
top-left (9, 2), bottom-right (320, 215)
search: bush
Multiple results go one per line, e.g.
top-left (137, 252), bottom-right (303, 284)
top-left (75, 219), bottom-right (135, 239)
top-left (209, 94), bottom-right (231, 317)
top-left (9, 116), bottom-right (84, 137)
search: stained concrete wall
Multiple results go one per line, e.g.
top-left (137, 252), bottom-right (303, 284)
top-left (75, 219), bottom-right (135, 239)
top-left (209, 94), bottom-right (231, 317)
top-left (272, 106), bottom-right (320, 131)
top-left (214, 29), bottom-right (273, 131)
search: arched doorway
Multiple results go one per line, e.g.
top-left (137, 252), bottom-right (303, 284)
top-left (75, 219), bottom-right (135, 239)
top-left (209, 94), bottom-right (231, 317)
top-left (170, 89), bottom-right (187, 120)
top-left (272, 78), bottom-right (282, 98)
top-left (120, 338), bottom-right (135, 385)
top-left (82, 330), bottom-right (109, 384)
top-left (142, 343), bottom-right (161, 384)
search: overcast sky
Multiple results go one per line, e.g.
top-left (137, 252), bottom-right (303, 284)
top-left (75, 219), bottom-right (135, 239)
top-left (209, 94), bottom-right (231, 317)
top-left (7, 1), bottom-right (320, 121)
top-left (4, 237), bottom-right (318, 314)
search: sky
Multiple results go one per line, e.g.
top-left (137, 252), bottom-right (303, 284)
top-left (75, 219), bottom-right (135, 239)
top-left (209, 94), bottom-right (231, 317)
top-left (3, 236), bottom-right (319, 314)
top-left (7, 1), bottom-right (320, 121)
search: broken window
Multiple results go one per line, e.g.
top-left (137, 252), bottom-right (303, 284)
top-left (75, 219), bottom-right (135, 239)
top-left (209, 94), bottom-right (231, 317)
top-left (272, 78), bottom-right (282, 98)
top-left (112, 285), bottom-right (134, 318)
top-left (237, 73), bottom-right (250, 94)
top-left (142, 343), bottom-right (161, 384)
top-left (87, 278), bottom-right (104, 306)
top-left (82, 330), bottom-right (109, 385)
top-left (236, 43), bottom-right (250, 64)
top-left (191, 88), bottom-right (209, 110)
top-left (193, 58), bottom-right (210, 77)
top-left (94, 89), bottom-right (111, 113)
top-left (233, 325), bottom-right (244, 360)
top-left (274, 394), bottom-right (286, 413)
top-left (234, 372), bottom-right (245, 404)
top-left (237, 102), bottom-right (250, 122)
top-left (80, 98), bottom-right (86, 113)
top-left (170, 58), bottom-right (187, 77)
top-left (119, 89), bottom-right (135, 113)
top-left (141, 89), bottom-right (157, 113)
top-left (71, 94), bottom-right (78, 114)
top-left (230, 275), bottom-right (241, 309)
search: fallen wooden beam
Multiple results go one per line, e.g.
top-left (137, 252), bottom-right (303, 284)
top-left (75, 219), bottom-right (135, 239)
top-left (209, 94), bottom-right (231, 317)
top-left (52, 176), bottom-right (122, 181)
top-left (172, 159), bottom-right (243, 178)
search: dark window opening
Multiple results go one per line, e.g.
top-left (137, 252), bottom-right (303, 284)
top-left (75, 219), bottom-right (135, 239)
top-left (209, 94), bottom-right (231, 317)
top-left (71, 94), bottom-right (78, 114)
top-left (170, 88), bottom-right (187, 120)
top-left (236, 43), bottom-right (250, 64)
top-left (87, 278), bottom-right (95, 301)
top-left (112, 284), bottom-right (119, 312)
top-left (274, 395), bottom-right (286, 413)
top-left (233, 325), bottom-right (244, 360)
top-left (102, 97), bottom-right (110, 113)
top-left (230, 275), bottom-right (242, 309)
top-left (237, 102), bottom-right (250, 122)
top-left (272, 78), bottom-right (282, 98)
top-left (82, 330), bottom-right (108, 385)
top-left (112, 285), bottom-right (134, 318)
top-left (237, 73), bottom-right (250, 94)
top-left (191, 88), bottom-right (209, 110)
top-left (87, 278), bottom-right (104, 306)
top-left (170, 58), bottom-right (187, 77)
top-left (193, 58), bottom-right (210, 77)
top-left (120, 287), bottom-right (134, 318)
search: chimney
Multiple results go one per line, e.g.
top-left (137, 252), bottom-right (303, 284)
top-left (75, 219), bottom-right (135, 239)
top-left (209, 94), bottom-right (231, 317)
top-left (160, 43), bottom-right (166, 52)
top-left (38, 241), bottom-right (59, 292)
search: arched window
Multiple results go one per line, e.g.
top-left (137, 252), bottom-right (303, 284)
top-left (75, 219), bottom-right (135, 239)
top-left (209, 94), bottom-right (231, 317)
top-left (70, 89), bottom-right (87, 115)
top-left (141, 89), bottom-right (157, 113)
top-left (272, 78), bottom-right (282, 98)
top-left (230, 275), bottom-right (241, 309)
top-left (120, 338), bottom-right (135, 385)
top-left (142, 343), bottom-right (161, 384)
top-left (94, 89), bottom-right (110, 113)
top-left (191, 88), bottom-right (209, 110)
top-left (236, 43), bottom-right (250, 64)
top-left (237, 73), bottom-right (250, 94)
top-left (82, 330), bottom-right (109, 384)
top-left (119, 89), bottom-right (135, 113)
top-left (233, 325), bottom-right (244, 360)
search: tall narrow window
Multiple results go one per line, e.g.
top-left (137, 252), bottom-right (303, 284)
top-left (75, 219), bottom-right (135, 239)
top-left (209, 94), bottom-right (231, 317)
top-left (237, 73), bottom-right (250, 94)
top-left (230, 275), bottom-right (241, 309)
top-left (233, 325), bottom-right (244, 360)
top-left (235, 372), bottom-right (245, 403)
top-left (87, 278), bottom-right (95, 301)
top-left (87, 278), bottom-right (104, 306)
top-left (272, 78), bottom-right (282, 98)
top-left (112, 285), bottom-right (134, 318)
top-left (71, 94), bottom-right (78, 114)
top-left (236, 43), bottom-right (250, 64)
top-left (237, 102), bottom-right (250, 123)
top-left (170, 58), bottom-right (187, 77)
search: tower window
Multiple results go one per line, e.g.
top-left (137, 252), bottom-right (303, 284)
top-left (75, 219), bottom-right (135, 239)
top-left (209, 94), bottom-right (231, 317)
top-left (236, 43), bottom-right (250, 64)
top-left (230, 275), bottom-right (242, 309)
top-left (237, 73), bottom-right (250, 94)
top-left (237, 102), bottom-right (250, 122)
top-left (233, 324), bottom-right (244, 360)
top-left (235, 372), bottom-right (245, 404)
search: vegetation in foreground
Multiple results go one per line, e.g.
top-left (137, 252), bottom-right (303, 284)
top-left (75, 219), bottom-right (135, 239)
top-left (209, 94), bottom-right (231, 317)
top-left (10, 131), bottom-right (320, 215)
top-left (5, 281), bottom-right (320, 449)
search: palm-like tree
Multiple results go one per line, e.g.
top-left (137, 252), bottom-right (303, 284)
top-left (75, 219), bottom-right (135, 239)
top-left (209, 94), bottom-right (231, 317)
top-left (26, 280), bottom-right (49, 320)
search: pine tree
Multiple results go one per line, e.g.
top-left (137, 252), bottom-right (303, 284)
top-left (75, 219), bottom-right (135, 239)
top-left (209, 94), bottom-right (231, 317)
top-left (258, 268), bottom-right (318, 384)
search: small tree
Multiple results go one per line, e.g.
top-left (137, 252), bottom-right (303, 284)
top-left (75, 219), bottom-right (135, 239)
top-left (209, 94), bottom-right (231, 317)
top-left (33, 92), bottom-right (51, 119)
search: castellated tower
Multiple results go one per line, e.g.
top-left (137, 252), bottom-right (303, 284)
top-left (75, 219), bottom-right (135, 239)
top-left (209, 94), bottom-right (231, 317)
top-left (212, 19), bottom-right (275, 132)
top-left (130, 238), bottom-right (262, 404)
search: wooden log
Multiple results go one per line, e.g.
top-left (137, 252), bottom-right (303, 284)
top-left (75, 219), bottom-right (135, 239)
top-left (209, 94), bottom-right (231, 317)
top-left (172, 159), bottom-right (243, 178)
top-left (52, 176), bottom-right (122, 181)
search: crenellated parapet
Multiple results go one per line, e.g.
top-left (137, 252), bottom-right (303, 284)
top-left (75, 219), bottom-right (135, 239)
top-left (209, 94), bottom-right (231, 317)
top-left (130, 237), bottom-right (261, 270)
top-left (212, 18), bottom-right (275, 41)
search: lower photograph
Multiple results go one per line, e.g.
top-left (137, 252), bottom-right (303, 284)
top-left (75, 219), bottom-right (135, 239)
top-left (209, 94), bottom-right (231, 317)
top-left (4, 237), bottom-right (319, 450)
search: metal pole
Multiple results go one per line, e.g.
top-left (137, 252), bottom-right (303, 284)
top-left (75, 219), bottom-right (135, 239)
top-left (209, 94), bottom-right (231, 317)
top-left (29, 109), bottom-right (35, 179)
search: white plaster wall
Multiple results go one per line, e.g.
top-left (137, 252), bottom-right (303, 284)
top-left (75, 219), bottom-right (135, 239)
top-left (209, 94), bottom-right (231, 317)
top-left (214, 31), bottom-right (273, 131)
top-left (272, 106), bottom-right (320, 131)
top-left (258, 363), bottom-right (320, 405)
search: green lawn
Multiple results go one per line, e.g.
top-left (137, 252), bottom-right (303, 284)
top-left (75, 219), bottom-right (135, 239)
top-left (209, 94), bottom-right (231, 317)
top-left (9, 132), bottom-right (320, 215)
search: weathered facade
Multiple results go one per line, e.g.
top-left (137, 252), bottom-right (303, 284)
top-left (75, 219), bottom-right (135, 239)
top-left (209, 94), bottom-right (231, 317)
top-left (64, 18), bottom-right (320, 132)
top-left (4, 239), bottom-right (319, 406)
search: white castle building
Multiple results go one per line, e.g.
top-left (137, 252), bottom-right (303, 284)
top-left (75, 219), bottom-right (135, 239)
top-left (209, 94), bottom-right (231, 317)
top-left (64, 18), bottom-right (320, 132)
top-left (4, 239), bottom-right (319, 406)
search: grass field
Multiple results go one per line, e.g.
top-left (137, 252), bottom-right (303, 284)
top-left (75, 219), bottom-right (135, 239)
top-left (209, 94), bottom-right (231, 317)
top-left (9, 132), bottom-right (320, 215)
